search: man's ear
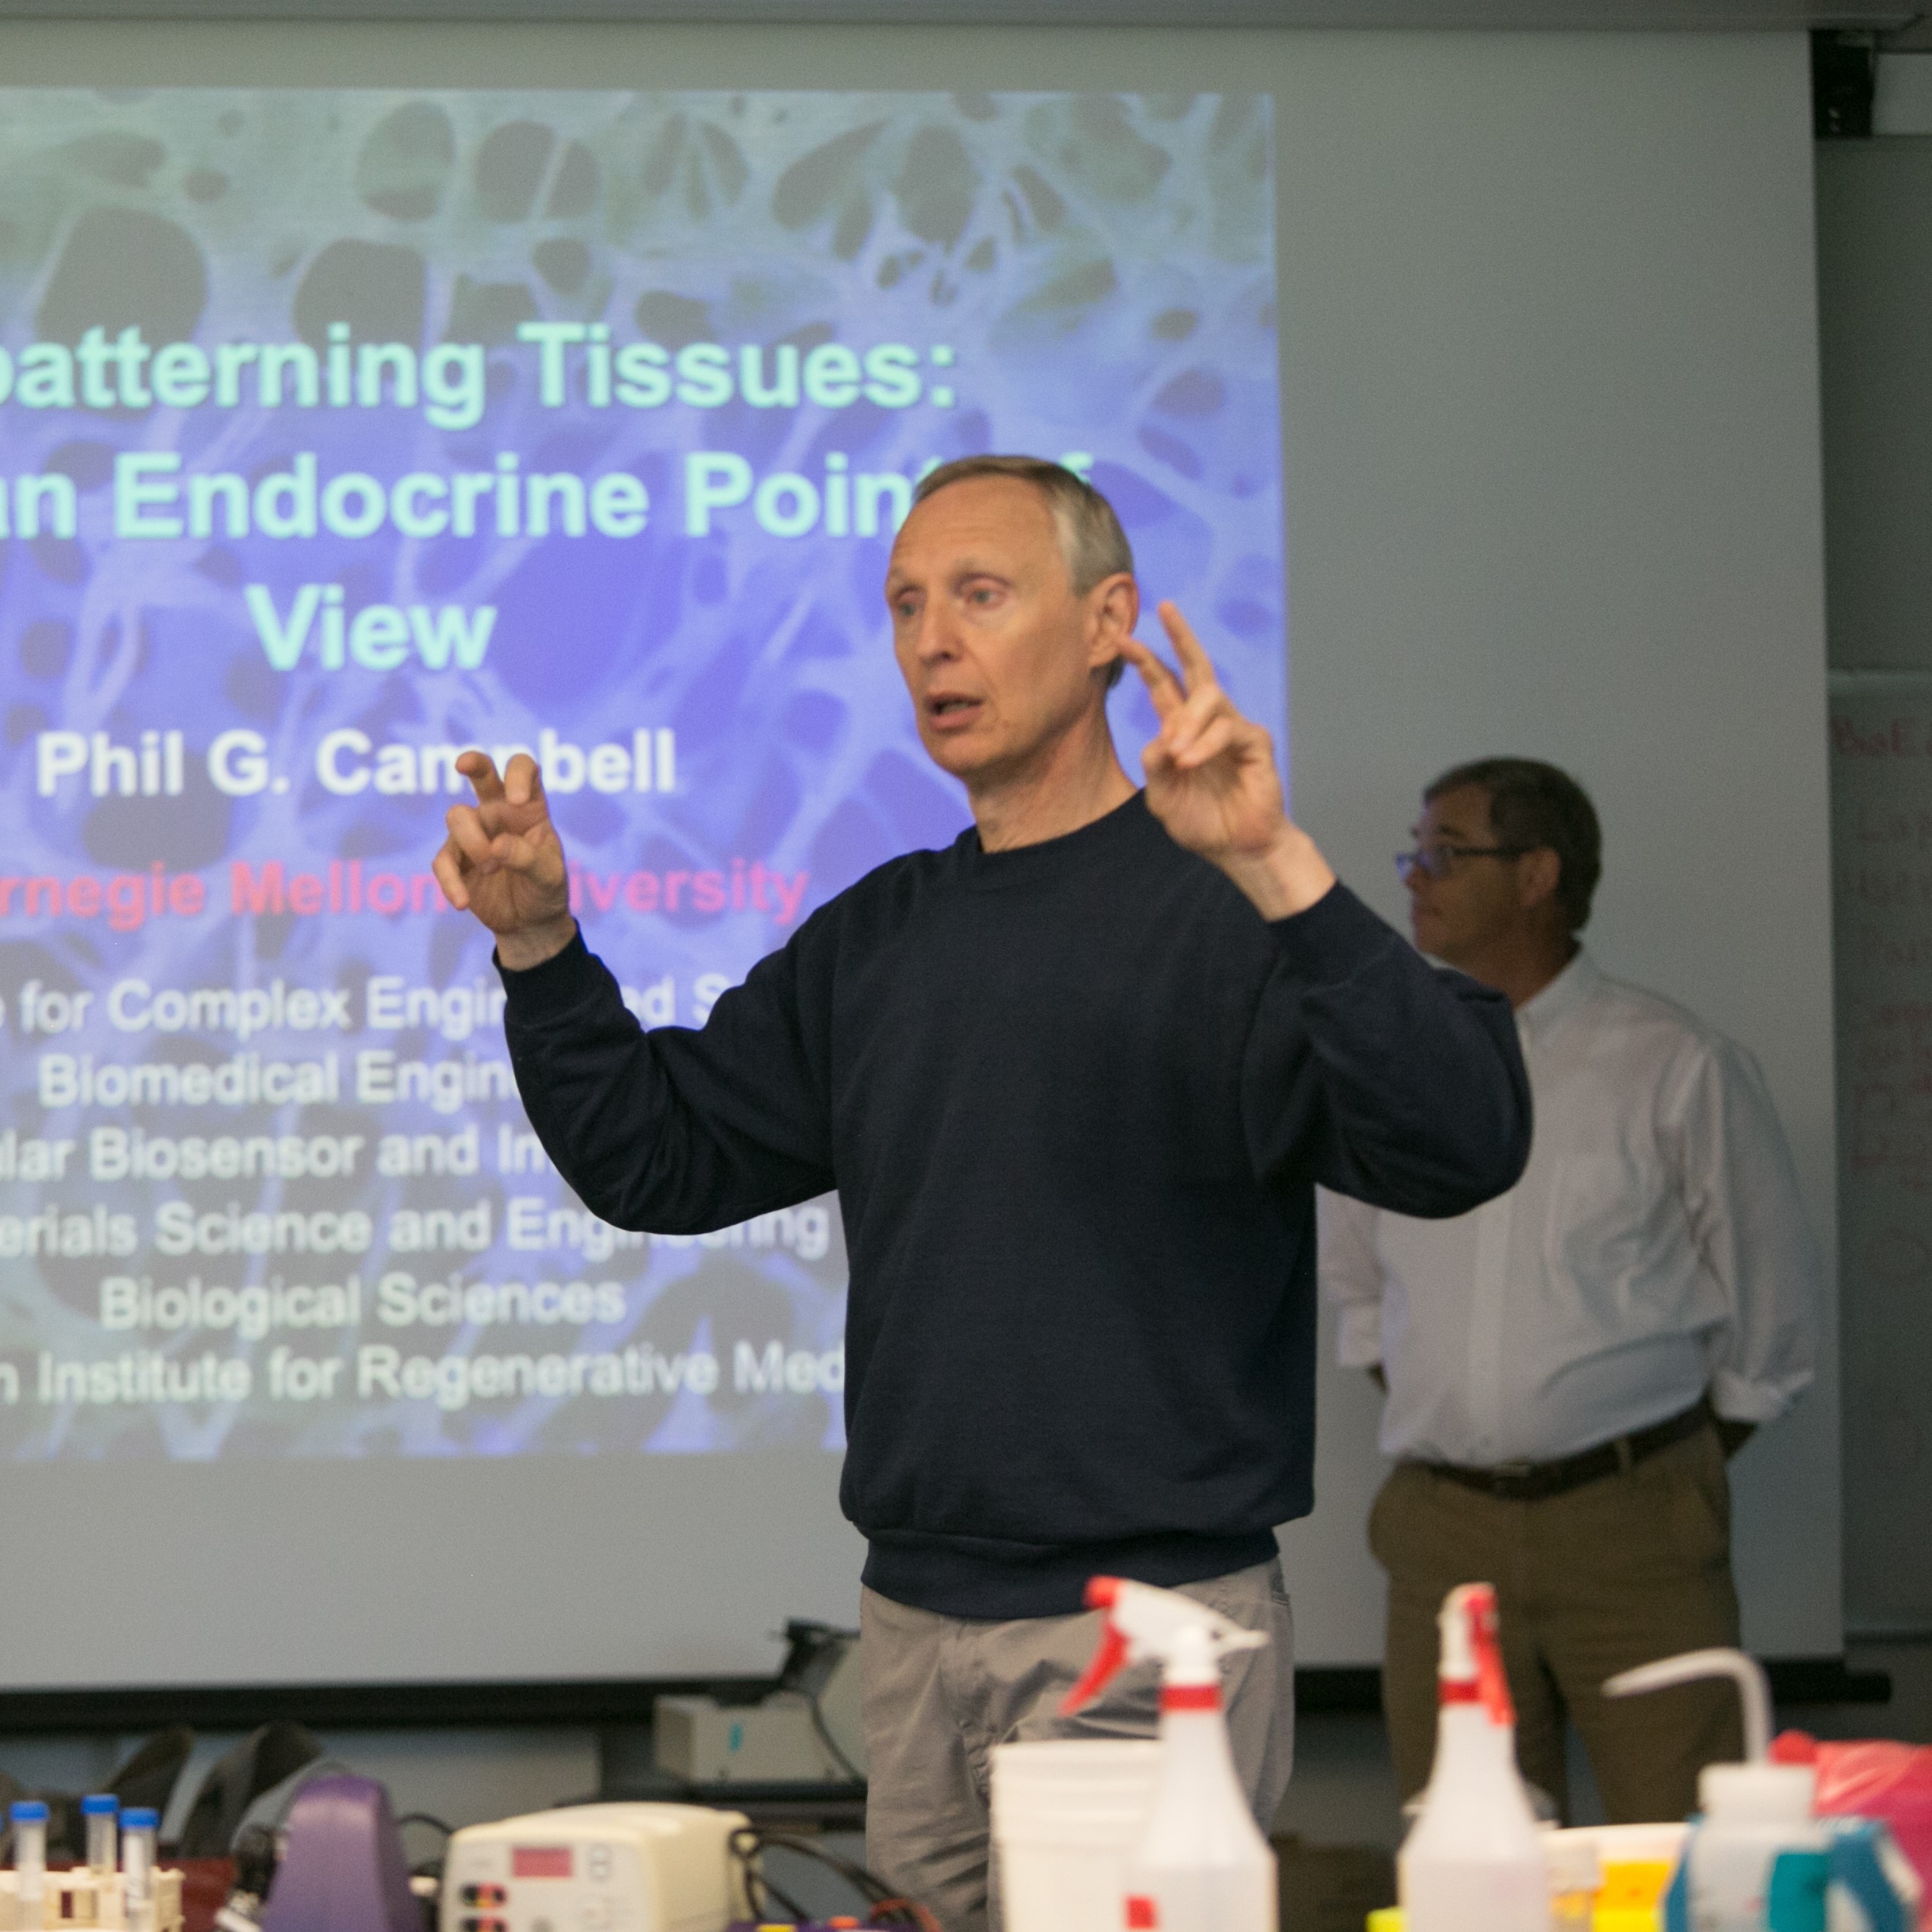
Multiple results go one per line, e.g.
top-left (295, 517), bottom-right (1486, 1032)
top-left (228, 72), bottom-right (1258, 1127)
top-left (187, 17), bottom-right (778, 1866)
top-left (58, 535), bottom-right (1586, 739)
top-left (1086, 572), bottom-right (1139, 676)
top-left (1517, 847), bottom-right (1563, 912)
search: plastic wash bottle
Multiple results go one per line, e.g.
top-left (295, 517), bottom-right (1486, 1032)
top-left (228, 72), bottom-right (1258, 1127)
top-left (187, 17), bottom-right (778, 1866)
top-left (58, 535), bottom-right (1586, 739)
top-left (1062, 1577), bottom-right (1277, 1932)
top-left (1605, 1648), bottom-right (1829, 1932)
top-left (1397, 1582), bottom-right (1548, 1932)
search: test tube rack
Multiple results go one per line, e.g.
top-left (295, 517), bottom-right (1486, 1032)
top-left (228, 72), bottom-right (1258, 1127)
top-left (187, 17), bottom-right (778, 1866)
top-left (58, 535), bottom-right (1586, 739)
top-left (0, 1868), bottom-right (184, 1932)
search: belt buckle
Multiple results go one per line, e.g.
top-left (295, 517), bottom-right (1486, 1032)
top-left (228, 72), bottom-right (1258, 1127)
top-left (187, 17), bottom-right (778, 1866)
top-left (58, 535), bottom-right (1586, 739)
top-left (1487, 1459), bottom-right (1539, 1496)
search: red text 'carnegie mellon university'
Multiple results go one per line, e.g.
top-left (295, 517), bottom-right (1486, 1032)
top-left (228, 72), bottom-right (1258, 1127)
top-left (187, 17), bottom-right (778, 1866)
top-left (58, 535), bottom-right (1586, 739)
top-left (0, 857), bottom-right (811, 933)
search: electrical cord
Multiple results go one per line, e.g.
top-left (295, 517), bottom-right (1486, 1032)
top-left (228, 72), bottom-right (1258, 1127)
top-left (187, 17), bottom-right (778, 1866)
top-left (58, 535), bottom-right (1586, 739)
top-left (772, 1622), bottom-right (865, 1786)
top-left (394, 1813), bottom-right (454, 1883)
top-left (750, 1831), bottom-right (883, 1904)
top-left (728, 1826), bottom-right (936, 1931)
top-left (805, 1695), bottom-right (865, 1785)
top-left (729, 1828), bottom-right (814, 1922)
top-left (872, 1901), bottom-right (942, 1932)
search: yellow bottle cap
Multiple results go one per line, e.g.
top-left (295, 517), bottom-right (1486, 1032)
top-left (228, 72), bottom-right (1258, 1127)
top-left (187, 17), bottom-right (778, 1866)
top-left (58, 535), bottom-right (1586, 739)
top-left (1593, 1909), bottom-right (1660, 1932)
top-left (1599, 1859), bottom-right (1675, 1910)
top-left (1365, 1911), bottom-right (1405, 1932)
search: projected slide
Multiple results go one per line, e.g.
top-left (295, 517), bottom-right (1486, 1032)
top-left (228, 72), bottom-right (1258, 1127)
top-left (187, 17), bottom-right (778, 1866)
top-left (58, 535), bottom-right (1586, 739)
top-left (0, 86), bottom-right (1283, 1458)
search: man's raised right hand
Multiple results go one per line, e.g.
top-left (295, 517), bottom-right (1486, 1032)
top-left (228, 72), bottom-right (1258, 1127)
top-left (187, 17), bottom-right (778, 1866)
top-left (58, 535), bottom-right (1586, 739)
top-left (434, 751), bottom-right (577, 970)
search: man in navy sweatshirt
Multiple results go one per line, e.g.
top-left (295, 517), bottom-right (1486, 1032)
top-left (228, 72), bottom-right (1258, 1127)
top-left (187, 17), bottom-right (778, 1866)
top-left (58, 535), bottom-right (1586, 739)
top-left (432, 456), bottom-right (1530, 1932)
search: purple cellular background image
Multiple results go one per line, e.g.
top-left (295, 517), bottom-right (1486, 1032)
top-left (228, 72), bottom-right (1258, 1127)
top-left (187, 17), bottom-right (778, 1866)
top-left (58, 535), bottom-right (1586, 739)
top-left (0, 87), bottom-right (1284, 1461)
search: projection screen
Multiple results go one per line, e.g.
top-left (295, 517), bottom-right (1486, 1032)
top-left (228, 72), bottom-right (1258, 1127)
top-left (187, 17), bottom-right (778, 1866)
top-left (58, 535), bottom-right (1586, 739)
top-left (0, 23), bottom-right (1838, 1687)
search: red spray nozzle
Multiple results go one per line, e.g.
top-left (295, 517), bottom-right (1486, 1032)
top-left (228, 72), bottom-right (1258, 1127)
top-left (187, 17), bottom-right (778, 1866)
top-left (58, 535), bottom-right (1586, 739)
top-left (1060, 1575), bottom-right (1270, 1717)
top-left (1062, 1623), bottom-right (1132, 1714)
top-left (1437, 1583), bottom-right (1514, 1726)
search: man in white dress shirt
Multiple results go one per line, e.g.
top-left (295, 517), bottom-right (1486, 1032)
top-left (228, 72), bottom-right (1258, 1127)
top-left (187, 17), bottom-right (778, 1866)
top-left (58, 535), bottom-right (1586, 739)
top-left (1320, 757), bottom-right (1821, 1823)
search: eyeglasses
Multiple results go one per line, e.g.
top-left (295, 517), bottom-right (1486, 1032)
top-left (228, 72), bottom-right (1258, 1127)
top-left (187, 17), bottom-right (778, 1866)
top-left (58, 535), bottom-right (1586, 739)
top-left (1394, 844), bottom-right (1531, 883)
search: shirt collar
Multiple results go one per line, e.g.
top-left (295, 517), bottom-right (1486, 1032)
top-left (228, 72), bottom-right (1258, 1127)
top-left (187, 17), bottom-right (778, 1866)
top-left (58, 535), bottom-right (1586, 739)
top-left (1516, 947), bottom-right (1602, 1042)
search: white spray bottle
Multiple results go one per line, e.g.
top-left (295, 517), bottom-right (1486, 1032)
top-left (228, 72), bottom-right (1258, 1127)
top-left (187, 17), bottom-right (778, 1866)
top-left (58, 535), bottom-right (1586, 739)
top-left (1062, 1577), bottom-right (1277, 1932)
top-left (1397, 1582), bottom-right (1548, 1932)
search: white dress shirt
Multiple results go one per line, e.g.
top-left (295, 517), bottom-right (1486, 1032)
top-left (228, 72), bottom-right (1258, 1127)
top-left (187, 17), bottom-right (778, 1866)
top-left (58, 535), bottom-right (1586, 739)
top-left (1319, 949), bottom-right (1822, 1466)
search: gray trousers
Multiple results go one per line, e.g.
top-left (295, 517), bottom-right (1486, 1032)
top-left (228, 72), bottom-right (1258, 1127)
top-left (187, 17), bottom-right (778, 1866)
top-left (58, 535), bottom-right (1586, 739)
top-left (860, 1561), bottom-right (1295, 1932)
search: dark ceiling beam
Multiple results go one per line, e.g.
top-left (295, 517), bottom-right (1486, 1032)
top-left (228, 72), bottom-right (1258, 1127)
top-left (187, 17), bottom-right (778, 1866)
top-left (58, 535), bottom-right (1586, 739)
top-left (0, 0), bottom-right (1914, 24)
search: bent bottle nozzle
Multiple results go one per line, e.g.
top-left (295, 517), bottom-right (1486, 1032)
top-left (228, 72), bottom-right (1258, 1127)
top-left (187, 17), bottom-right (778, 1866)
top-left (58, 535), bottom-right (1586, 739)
top-left (1602, 1646), bottom-right (1772, 1763)
top-left (1061, 1575), bottom-right (1268, 1714)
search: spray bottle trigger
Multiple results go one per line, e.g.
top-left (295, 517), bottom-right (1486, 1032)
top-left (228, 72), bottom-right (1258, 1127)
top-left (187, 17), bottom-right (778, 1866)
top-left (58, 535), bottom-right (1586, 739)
top-left (1062, 1623), bottom-right (1131, 1715)
top-left (1472, 1596), bottom-right (1514, 1725)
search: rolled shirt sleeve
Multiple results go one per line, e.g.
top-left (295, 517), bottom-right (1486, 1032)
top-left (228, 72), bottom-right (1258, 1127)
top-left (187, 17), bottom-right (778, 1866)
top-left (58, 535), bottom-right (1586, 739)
top-left (1668, 1035), bottom-right (1824, 1424)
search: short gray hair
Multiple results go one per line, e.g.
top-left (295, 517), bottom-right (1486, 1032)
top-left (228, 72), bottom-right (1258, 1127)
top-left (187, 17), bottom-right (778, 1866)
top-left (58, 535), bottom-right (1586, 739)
top-left (911, 456), bottom-right (1135, 686)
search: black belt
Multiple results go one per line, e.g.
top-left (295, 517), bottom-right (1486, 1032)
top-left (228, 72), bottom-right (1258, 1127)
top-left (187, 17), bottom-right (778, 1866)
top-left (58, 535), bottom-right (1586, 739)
top-left (1412, 1396), bottom-right (1713, 1503)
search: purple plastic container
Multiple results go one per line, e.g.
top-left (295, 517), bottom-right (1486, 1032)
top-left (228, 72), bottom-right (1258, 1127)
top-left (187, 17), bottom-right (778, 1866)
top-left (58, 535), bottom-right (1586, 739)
top-left (259, 1775), bottom-right (421, 1932)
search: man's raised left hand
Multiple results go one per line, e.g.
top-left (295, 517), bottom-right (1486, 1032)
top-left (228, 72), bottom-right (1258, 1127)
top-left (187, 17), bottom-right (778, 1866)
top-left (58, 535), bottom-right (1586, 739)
top-left (1119, 602), bottom-right (1336, 921)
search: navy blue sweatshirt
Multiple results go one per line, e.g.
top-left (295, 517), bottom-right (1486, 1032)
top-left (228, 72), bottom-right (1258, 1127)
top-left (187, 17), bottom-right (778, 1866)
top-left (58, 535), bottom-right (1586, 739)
top-left (500, 793), bottom-right (1530, 1618)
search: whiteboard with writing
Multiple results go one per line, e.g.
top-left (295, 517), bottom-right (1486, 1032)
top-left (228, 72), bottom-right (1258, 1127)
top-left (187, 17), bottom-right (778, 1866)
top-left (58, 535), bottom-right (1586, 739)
top-left (1830, 678), bottom-right (1932, 1633)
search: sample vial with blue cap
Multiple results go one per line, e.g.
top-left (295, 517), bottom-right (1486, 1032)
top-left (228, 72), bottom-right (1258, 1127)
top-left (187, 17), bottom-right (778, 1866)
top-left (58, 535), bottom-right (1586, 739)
top-left (121, 1807), bottom-right (159, 1932)
top-left (11, 1799), bottom-right (48, 1917)
top-left (81, 1796), bottom-right (119, 1877)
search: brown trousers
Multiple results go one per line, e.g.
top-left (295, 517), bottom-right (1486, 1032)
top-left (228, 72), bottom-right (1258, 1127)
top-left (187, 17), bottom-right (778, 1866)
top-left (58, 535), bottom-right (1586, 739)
top-left (1372, 1424), bottom-right (1743, 1823)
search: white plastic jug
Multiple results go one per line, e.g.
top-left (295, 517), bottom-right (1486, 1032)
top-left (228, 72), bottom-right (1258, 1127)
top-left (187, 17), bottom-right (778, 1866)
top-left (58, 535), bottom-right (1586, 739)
top-left (991, 1739), bottom-right (1161, 1932)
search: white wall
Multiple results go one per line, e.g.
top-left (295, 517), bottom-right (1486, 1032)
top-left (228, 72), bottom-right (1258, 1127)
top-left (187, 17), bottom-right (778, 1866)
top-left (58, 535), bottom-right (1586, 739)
top-left (1267, 29), bottom-right (1838, 1664)
top-left (1817, 126), bottom-right (1932, 1640)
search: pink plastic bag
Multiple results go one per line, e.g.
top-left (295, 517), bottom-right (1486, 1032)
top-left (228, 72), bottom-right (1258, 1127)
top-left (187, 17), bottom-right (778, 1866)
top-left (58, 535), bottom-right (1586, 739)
top-left (1774, 1731), bottom-right (1932, 1928)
